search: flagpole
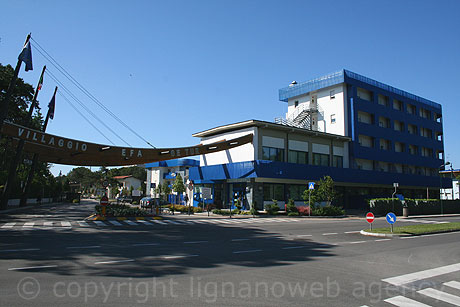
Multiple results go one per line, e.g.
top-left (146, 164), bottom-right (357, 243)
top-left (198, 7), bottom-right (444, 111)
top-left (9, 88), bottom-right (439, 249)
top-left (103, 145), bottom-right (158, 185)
top-left (19, 86), bottom-right (57, 207)
top-left (0, 65), bottom-right (45, 210)
top-left (0, 34), bottom-right (31, 132)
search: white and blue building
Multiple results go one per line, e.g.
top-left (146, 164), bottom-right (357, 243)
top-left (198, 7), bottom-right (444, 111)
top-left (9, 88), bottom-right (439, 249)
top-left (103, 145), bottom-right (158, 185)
top-left (160, 70), bottom-right (451, 209)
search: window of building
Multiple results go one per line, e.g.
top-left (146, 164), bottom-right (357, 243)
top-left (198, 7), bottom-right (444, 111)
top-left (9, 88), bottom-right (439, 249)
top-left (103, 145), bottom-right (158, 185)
top-left (358, 135), bottom-right (374, 148)
top-left (333, 155), bottom-right (343, 168)
top-left (330, 90), bottom-right (335, 99)
top-left (393, 99), bottom-right (403, 111)
top-left (407, 104), bottom-right (416, 115)
top-left (330, 114), bottom-right (336, 124)
top-left (378, 161), bottom-right (390, 172)
top-left (435, 113), bottom-right (442, 123)
top-left (357, 111), bottom-right (373, 124)
top-left (288, 150), bottom-right (308, 164)
top-left (420, 127), bottom-right (433, 138)
top-left (294, 100), bottom-right (299, 108)
top-left (394, 120), bottom-right (404, 132)
top-left (313, 153), bottom-right (330, 166)
top-left (419, 108), bottom-right (431, 120)
top-left (357, 88), bottom-right (372, 101)
top-left (437, 132), bottom-right (443, 142)
top-left (263, 184), bottom-right (284, 201)
top-left (409, 145), bottom-right (418, 155)
top-left (356, 159), bottom-right (374, 171)
top-left (421, 147), bottom-right (433, 158)
top-left (408, 124), bottom-right (417, 135)
top-left (378, 94), bottom-right (389, 107)
top-left (262, 146), bottom-right (284, 162)
top-left (380, 139), bottom-right (390, 151)
top-left (395, 142), bottom-right (405, 153)
top-left (288, 185), bottom-right (305, 201)
top-left (378, 116), bottom-right (390, 128)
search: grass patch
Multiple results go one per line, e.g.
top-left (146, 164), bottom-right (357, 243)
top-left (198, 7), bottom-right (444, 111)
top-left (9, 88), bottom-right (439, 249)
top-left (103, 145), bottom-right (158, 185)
top-left (365, 222), bottom-right (460, 235)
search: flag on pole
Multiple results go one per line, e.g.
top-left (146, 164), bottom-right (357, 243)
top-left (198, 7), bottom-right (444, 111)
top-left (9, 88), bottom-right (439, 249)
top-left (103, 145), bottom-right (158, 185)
top-left (18, 40), bottom-right (33, 72)
top-left (48, 91), bottom-right (56, 119)
top-left (37, 74), bottom-right (44, 92)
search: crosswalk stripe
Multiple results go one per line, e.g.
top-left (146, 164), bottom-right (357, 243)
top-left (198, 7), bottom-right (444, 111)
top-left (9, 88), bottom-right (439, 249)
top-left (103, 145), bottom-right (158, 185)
top-left (382, 262), bottom-right (460, 286)
top-left (384, 295), bottom-right (432, 306)
top-left (78, 221), bottom-right (89, 227)
top-left (418, 288), bottom-right (460, 305)
top-left (444, 280), bottom-right (460, 290)
top-left (137, 220), bottom-right (152, 225)
top-left (23, 222), bottom-right (34, 228)
top-left (150, 220), bottom-right (167, 225)
top-left (61, 221), bottom-right (71, 227)
top-left (43, 222), bottom-right (53, 227)
top-left (109, 221), bottom-right (122, 226)
top-left (162, 220), bottom-right (181, 224)
top-left (1, 222), bottom-right (16, 228)
top-left (124, 220), bottom-right (138, 225)
top-left (94, 221), bottom-right (107, 226)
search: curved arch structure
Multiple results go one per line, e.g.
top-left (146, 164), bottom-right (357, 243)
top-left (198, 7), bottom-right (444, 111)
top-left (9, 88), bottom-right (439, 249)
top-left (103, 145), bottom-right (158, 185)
top-left (1, 122), bottom-right (253, 166)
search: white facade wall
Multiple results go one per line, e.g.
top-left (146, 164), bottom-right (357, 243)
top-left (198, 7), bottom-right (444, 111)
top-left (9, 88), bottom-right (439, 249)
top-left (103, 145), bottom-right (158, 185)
top-left (199, 127), bottom-right (256, 166)
top-left (289, 140), bottom-right (308, 152)
top-left (286, 84), bottom-right (347, 137)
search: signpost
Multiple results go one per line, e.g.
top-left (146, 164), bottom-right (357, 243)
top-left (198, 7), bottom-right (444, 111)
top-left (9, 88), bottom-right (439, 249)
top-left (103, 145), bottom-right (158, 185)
top-left (308, 182), bottom-right (315, 217)
top-left (386, 212), bottom-right (396, 233)
top-left (202, 187), bottom-right (212, 217)
top-left (366, 212), bottom-right (375, 230)
top-left (100, 195), bottom-right (109, 216)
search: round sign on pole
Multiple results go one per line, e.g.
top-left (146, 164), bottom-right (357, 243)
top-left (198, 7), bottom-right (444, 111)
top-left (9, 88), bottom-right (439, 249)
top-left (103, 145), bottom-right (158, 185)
top-left (366, 212), bottom-right (375, 223)
top-left (100, 195), bottom-right (109, 206)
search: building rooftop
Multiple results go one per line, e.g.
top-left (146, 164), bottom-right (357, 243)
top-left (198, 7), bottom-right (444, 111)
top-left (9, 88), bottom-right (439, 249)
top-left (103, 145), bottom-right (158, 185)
top-left (279, 69), bottom-right (441, 110)
top-left (192, 119), bottom-right (351, 141)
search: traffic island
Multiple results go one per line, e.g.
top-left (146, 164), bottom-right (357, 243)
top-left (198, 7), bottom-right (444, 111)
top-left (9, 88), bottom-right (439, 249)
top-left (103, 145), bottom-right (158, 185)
top-left (361, 222), bottom-right (460, 237)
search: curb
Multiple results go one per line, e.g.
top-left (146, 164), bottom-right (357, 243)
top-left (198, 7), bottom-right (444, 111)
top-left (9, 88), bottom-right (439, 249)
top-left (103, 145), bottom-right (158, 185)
top-left (360, 230), bottom-right (412, 237)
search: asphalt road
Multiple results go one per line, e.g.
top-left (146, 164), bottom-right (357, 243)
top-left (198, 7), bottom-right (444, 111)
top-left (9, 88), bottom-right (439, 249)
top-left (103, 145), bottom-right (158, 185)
top-left (1, 200), bottom-right (460, 306)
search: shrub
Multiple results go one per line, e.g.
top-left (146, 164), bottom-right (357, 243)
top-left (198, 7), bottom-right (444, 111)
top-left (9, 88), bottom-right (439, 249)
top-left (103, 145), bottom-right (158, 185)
top-left (265, 201), bottom-right (279, 215)
top-left (95, 204), bottom-right (149, 217)
top-left (312, 205), bottom-right (345, 216)
top-left (250, 207), bottom-right (258, 216)
top-left (288, 212), bottom-right (300, 216)
top-left (369, 198), bottom-right (460, 216)
top-left (132, 201), bottom-right (138, 205)
top-left (72, 199), bottom-right (80, 204)
top-left (286, 199), bottom-right (298, 213)
top-left (297, 206), bottom-right (311, 216)
top-left (193, 207), bottom-right (203, 213)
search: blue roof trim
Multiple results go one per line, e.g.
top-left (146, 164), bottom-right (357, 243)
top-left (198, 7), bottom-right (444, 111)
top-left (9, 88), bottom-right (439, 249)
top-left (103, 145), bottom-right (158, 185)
top-left (144, 159), bottom-right (199, 168)
top-left (278, 69), bottom-right (441, 110)
top-left (279, 70), bottom-right (344, 102)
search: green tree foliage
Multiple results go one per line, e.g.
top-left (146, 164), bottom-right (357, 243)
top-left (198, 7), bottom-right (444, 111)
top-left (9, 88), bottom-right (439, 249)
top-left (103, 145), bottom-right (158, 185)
top-left (302, 176), bottom-right (339, 206)
top-left (0, 63), bottom-right (59, 198)
top-left (161, 181), bottom-right (171, 201)
top-left (172, 173), bottom-right (185, 195)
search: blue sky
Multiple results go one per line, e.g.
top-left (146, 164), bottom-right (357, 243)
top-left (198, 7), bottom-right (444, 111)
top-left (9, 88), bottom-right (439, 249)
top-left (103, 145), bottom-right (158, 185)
top-left (1, 0), bottom-right (459, 175)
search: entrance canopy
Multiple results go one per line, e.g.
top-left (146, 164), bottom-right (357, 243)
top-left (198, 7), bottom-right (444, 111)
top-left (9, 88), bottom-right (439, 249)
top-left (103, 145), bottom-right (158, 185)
top-left (1, 121), bottom-right (253, 166)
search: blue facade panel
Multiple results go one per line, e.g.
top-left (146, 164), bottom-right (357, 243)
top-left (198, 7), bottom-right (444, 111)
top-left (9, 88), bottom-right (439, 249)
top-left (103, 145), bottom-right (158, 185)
top-left (189, 160), bottom-right (450, 188)
top-left (145, 159), bottom-right (200, 168)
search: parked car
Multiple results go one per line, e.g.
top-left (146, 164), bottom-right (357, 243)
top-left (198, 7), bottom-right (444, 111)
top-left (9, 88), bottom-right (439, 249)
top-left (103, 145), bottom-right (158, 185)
top-left (140, 197), bottom-right (155, 208)
top-left (120, 196), bottom-right (133, 204)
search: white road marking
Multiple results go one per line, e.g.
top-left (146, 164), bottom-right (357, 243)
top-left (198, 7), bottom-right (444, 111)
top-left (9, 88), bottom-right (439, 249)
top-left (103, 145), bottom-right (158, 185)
top-left (23, 222), bottom-right (34, 228)
top-left (282, 246), bottom-right (306, 250)
top-left (348, 241), bottom-right (366, 244)
top-left (375, 239), bottom-right (391, 242)
top-left (418, 288), bottom-right (460, 305)
top-left (231, 239), bottom-right (249, 242)
top-left (109, 221), bottom-right (122, 226)
top-left (43, 222), bottom-right (53, 227)
top-left (183, 241), bottom-right (208, 244)
top-left (382, 262), bottom-right (460, 286)
top-left (150, 220), bottom-right (167, 225)
top-left (296, 234), bottom-right (312, 237)
top-left (344, 231), bottom-right (361, 234)
top-left (67, 245), bottom-right (100, 249)
top-left (94, 221), bottom-right (107, 226)
top-left (1, 223), bottom-right (16, 228)
top-left (384, 295), bottom-right (432, 306)
top-left (137, 220), bottom-right (152, 225)
top-left (322, 233), bottom-right (338, 236)
top-left (444, 280), bottom-right (460, 290)
top-left (124, 220), bottom-right (138, 226)
top-left (0, 248), bottom-right (40, 252)
top-left (61, 221), bottom-right (71, 227)
top-left (163, 254), bottom-right (199, 259)
top-left (8, 265), bottom-right (57, 271)
top-left (95, 259), bottom-right (135, 264)
top-left (163, 220), bottom-right (181, 224)
top-left (131, 243), bottom-right (159, 246)
top-left (78, 221), bottom-right (89, 227)
top-left (233, 249), bottom-right (263, 254)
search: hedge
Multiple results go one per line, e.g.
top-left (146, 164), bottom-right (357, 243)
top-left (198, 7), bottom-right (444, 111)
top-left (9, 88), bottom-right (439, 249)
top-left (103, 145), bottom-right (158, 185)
top-left (369, 198), bottom-right (460, 216)
top-left (95, 203), bottom-right (149, 217)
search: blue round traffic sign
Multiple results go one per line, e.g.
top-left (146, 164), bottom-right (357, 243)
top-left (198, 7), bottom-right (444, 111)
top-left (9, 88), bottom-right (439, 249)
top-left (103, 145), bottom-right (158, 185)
top-left (386, 212), bottom-right (396, 224)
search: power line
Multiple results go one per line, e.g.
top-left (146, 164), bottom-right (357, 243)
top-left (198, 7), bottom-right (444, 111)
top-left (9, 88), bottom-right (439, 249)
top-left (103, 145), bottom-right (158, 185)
top-left (45, 69), bottom-right (131, 146)
top-left (30, 36), bottom-right (156, 148)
